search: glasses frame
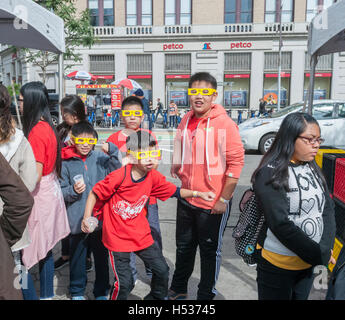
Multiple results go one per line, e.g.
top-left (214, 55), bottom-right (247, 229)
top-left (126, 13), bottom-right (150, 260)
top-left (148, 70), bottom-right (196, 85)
top-left (298, 136), bottom-right (325, 146)
top-left (188, 88), bottom-right (217, 96)
top-left (121, 110), bottom-right (144, 117)
top-left (127, 149), bottom-right (161, 160)
top-left (71, 135), bottom-right (98, 145)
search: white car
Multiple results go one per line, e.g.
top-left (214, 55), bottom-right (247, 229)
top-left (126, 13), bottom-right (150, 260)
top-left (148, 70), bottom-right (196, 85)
top-left (239, 100), bottom-right (345, 154)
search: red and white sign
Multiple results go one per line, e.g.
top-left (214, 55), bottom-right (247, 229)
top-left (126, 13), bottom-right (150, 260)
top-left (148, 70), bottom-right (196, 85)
top-left (111, 88), bottom-right (122, 110)
top-left (225, 74), bottom-right (250, 79)
top-left (305, 73), bottom-right (332, 78)
top-left (265, 73), bottom-right (291, 78)
top-left (229, 42), bottom-right (252, 50)
top-left (166, 74), bottom-right (191, 79)
top-left (128, 75), bottom-right (152, 79)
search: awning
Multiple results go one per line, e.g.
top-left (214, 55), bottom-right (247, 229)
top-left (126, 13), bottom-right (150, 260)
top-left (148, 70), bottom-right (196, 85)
top-left (225, 74), bottom-right (250, 79)
top-left (166, 74), bottom-right (191, 79)
top-left (0, 0), bottom-right (65, 53)
top-left (93, 75), bottom-right (114, 80)
top-left (265, 73), bottom-right (291, 78)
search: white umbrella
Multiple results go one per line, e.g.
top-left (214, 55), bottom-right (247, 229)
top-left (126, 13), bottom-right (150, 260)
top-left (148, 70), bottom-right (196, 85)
top-left (0, 0), bottom-right (65, 53)
top-left (112, 78), bottom-right (142, 90)
top-left (0, 0), bottom-right (66, 124)
top-left (66, 70), bottom-right (95, 81)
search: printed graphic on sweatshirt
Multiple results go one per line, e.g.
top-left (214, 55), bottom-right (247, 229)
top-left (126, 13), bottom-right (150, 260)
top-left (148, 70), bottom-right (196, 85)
top-left (286, 165), bottom-right (325, 243)
top-left (112, 195), bottom-right (148, 220)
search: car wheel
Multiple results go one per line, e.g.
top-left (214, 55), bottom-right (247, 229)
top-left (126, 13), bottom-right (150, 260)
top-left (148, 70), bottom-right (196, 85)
top-left (51, 115), bottom-right (59, 127)
top-left (259, 133), bottom-right (276, 154)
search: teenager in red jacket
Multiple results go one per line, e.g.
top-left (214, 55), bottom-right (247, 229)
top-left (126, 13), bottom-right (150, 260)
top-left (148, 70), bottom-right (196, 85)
top-left (169, 72), bottom-right (245, 300)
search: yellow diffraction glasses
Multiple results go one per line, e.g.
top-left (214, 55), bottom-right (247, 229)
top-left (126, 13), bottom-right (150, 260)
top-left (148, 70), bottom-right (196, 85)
top-left (188, 88), bottom-right (217, 96)
top-left (72, 135), bottom-right (98, 145)
top-left (128, 149), bottom-right (161, 160)
top-left (121, 110), bottom-right (144, 117)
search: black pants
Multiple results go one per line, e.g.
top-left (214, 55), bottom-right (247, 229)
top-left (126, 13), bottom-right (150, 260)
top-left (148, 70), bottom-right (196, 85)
top-left (109, 242), bottom-right (169, 300)
top-left (170, 198), bottom-right (231, 300)
top-left (256, 251), bottom-right (314, 300)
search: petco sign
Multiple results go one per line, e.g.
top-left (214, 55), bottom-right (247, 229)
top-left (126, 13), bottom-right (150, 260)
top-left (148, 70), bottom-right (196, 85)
top-left (230, 42), bottom-right (252, 49)
top-left (144, 41), bottom-right (272, 52)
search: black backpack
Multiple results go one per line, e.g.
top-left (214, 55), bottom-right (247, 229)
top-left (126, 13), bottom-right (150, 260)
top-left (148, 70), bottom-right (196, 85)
top-left (232, 188), bottom-right (265, 266)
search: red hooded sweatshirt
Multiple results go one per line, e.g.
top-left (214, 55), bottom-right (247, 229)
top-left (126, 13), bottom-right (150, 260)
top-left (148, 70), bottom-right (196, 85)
top-left (173, 104), bottom-right (245, 210)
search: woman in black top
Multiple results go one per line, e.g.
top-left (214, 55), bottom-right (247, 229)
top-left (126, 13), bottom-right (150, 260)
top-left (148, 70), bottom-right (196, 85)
top-left (251, 112), bottom-right (336, 300)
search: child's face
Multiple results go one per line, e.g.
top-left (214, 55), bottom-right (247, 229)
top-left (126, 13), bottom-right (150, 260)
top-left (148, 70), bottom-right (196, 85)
top-left (129, 146), bottom-right (160, 173)
top-left (121, 104), bottom-right (144, 131)
top-left (72, 133), bottom-right (96, 157)
top-left (189, 80), bottom-right (218, 118)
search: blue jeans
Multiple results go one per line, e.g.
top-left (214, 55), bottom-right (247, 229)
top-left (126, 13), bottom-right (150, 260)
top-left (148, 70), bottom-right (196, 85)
top-left (130, 204), bottom-right (162, 281)
top-left (169, 115), bottom-right (176, 128)
top-left (69, 229), bottom-right (109, 298)
top-left (21, 250), bottom-right (54, 299)
top-left (155, 109), bottom-right (164, 122)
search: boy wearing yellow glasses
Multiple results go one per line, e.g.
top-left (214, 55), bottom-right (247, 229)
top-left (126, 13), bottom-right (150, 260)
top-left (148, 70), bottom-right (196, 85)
top-left (82, 130), bottom-right (215, 300)
top-left (106, 96), bottom-right (161, 283)
top-left (59, 121), bottom-right (122, 300)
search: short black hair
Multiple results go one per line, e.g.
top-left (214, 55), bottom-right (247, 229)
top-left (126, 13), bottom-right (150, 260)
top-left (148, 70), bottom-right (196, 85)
top-left (121, 96), bottom-right (143, 110)
top-left (71, 120), bottom-right (98, 139)
top-left (189, 72), bottom-right (217, 90)
top-left (126, 130), bottom-right (156, 152)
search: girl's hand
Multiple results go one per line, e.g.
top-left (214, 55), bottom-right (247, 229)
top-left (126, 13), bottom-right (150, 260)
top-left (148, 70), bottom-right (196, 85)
top-left (329, 250), bottom-right (336, 265)
top-left (198, 191), bottom-right (216, 202)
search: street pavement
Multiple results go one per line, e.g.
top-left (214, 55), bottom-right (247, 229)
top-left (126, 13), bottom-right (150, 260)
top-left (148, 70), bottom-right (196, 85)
top-left (29, 125), bottom-right (328, 300)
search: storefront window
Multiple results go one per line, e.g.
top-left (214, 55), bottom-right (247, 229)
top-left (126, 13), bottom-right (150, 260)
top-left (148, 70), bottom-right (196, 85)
top-left (303, 75), bottom-right (332, 100)
top-left (263, 75), bottom-right (290, 107)
top-left (224, 77), bottom-right (250, 108)
top-left (166, 79), bottom-right (189, 108)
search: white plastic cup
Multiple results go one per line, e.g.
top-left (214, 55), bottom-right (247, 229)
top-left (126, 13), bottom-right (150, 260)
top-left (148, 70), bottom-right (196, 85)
top-left (86, 216), bottom-right (99, 233)
top-left (73, 174), bottom-right (84, 185)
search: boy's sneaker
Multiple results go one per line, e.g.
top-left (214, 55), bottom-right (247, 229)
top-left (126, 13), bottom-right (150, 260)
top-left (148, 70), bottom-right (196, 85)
top-left (86, 258), bottom-right (93, 272)
top-left (71, 296), bottom-right (85, 300)
top-left (54, 257), bottom-right (69, 270)
top-left (167, 289), bottom-right (187, 300)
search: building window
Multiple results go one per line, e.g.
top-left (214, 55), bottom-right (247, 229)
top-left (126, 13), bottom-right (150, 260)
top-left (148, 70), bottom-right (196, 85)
top-left (127, 54), bottom-right (152, 73)
top-left (165, 0), bottom-right (192, 25)
top-left (89, 0), bottom-right (114, 26)
top-left (224, 0), bottom-right (253, 24)
top-left (126, 0), bottom-right (152, 26)
top-left (306, 0), bottom-right (336, 22)
top-left (265, 0), bottom-right (294, 23)
top-left (89, 55), bottom-right (115, 74)
top-left (165, 54), bottom-right (191, 73)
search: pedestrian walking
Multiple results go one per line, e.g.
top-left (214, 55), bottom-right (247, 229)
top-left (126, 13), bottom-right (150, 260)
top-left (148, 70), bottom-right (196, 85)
top-left (258, 98), bottom-right (267, 116)
top-left (54, 95), bottom-right (93, 272)
top-left (169, 100), bottom-right (178, 128)
top-left (82, 130), bottom-right (215, 300)
top-left (155, 98), bottom-right (164, 123)
top-left (169, 72), bottom-right (245, 300)
top-left (19, 81), bottom-right (71, 300)
top-left (59, 121), bottom-right (121, 300)
top-left (0, 152), bottom-right (34, 300)
top-left (133, 89), bottom-right (152, 131)
top-left (251, 112), bottom-right (336, 300)
top-left (106, 96), bottom-right (163, 282)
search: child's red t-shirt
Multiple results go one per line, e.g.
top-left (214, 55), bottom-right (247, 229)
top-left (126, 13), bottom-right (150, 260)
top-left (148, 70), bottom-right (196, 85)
top-left (92, 165), bottom-right (176, 252)
top-left (106, 129), bottom-right (159, 205)
top-left (28, 121), bottom-right (57, 176)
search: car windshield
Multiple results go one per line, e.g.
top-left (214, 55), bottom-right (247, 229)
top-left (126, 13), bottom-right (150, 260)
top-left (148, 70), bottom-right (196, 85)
top-left (270, 103), bottom-right (303, 118)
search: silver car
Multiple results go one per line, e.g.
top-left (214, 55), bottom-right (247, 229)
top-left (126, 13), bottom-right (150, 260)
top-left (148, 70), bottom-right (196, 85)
top-left (239, 100), bottom-right (345, 154)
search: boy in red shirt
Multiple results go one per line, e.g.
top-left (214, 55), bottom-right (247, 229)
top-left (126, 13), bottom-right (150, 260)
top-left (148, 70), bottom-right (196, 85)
top-left (106, 96), bottom-right (160, 281)
top-left (82, 130), bottom-right (214, 300)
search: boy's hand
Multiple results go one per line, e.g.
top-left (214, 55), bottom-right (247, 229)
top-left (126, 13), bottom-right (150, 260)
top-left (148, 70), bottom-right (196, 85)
top-left (74, 181), bottom-right (86, 194)
top-left (198, 191), bottom-right (215, 202)
top-left (101, 142), bottom-right (109, 154)
top-left (81, 217), bottom-right (91, 233)
top-left (171, 164), bottom-right (181, 179)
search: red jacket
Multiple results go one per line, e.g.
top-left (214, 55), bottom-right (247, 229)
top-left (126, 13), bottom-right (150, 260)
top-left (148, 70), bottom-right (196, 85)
top-left (173, 104), bottom-right (245, 210)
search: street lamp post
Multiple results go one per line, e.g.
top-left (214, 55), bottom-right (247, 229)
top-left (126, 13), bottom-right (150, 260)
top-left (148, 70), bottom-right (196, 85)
top-left (277, 1), bottom-right (283, 112)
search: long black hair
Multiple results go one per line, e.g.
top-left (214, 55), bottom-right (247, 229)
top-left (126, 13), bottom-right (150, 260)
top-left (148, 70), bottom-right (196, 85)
top-left (56, 94), bottom-right (86, 143)
top-left (251, 112), bottom-right (327, 191)
top-left (20, 81), bottom-right (62, 177)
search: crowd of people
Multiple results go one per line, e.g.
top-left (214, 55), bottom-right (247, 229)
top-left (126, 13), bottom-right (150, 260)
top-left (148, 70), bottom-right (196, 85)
top-left (0, 71), bottom-right (337, 301)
